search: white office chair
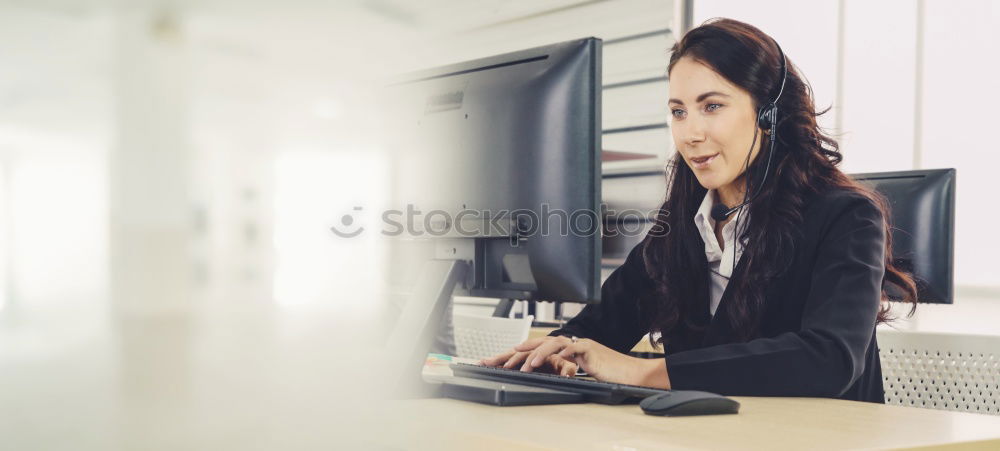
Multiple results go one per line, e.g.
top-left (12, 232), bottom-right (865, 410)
top-left (453, 313), bottom-right (534, 361)
top-left (877, 329), bottom-right (1000, 415)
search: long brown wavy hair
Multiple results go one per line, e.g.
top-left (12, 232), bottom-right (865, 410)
top-left (641, 18), bottom-right (917, 346)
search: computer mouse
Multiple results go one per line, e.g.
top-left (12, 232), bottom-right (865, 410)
top-left (639, 391), bottom-right (740, 416)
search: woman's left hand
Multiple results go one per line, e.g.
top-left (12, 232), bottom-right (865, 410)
top-left (515, 337), bottom-right (671, 389)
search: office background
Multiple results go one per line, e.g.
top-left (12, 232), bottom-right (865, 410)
top-left (0, 0), bottom-right (998, 447)
top-left (2, 0), bottom-right (998, 327)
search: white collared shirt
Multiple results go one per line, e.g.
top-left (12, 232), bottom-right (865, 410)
top-left (693, 190), bottom-right (749, 317)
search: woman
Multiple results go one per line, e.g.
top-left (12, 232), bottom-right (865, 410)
top-left (481, 18), bottom-right (917, 403)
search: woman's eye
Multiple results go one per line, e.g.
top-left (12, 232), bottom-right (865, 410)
top-left (671, 109), bottom-right (686, 119)
top-left (705, 103), bottom-right (723, 112)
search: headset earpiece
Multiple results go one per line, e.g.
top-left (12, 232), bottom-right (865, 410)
top-left (757, 102), bottom-right (777, 131)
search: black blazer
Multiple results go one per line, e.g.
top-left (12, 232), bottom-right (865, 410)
top-left (552, 188), bottom-right (887, 403)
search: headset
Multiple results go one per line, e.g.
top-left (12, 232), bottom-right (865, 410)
top-left (710, 38), bottom-right (789, 222)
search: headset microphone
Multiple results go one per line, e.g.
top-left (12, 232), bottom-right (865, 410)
top-left (710, 203), bottom-right (734, 222)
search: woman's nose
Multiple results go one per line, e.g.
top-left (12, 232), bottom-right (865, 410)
top-left (683, 121), bottom-right (706, 147)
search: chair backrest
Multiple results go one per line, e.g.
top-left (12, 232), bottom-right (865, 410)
top-left (453, 314), bottom-right (534, 361)
top-left (877, 329), bottom-right (1000, 415)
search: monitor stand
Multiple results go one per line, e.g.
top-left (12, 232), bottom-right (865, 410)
top-left (492, 298), bottom-right (515, 317)
top-left (387, 259), bottom-right (468, 399)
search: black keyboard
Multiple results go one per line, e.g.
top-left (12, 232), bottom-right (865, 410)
top-left (450, 363), bottom-right (669, 404)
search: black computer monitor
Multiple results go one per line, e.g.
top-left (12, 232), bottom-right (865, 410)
top-left (380, 38), bottom-right (602, 390)
top-left (383, 38), bottom-right (603, 305)
top-left (597, 168), bottom-right (957, 305)
top-left (851, 169), bottom-right (956, 304)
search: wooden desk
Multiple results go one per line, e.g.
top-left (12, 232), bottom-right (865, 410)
top-left (530, 327), bottom-right (664, 354)
top-left (383, 397), bottom-right (1000, 450)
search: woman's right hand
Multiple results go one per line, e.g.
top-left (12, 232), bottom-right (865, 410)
top-left (479, 336), bottom-right (579, 377)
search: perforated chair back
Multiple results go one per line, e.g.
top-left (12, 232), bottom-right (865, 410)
top-left (878, 329), bottom-right (1000, 415)
top-left (453, 314), bottom-right (534, 361)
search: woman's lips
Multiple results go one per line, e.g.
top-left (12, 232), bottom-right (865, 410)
top-left (690, 153), bottom-right (719, 169)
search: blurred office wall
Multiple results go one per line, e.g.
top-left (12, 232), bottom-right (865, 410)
top-left (0, 3), bottom-right (409, 322)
